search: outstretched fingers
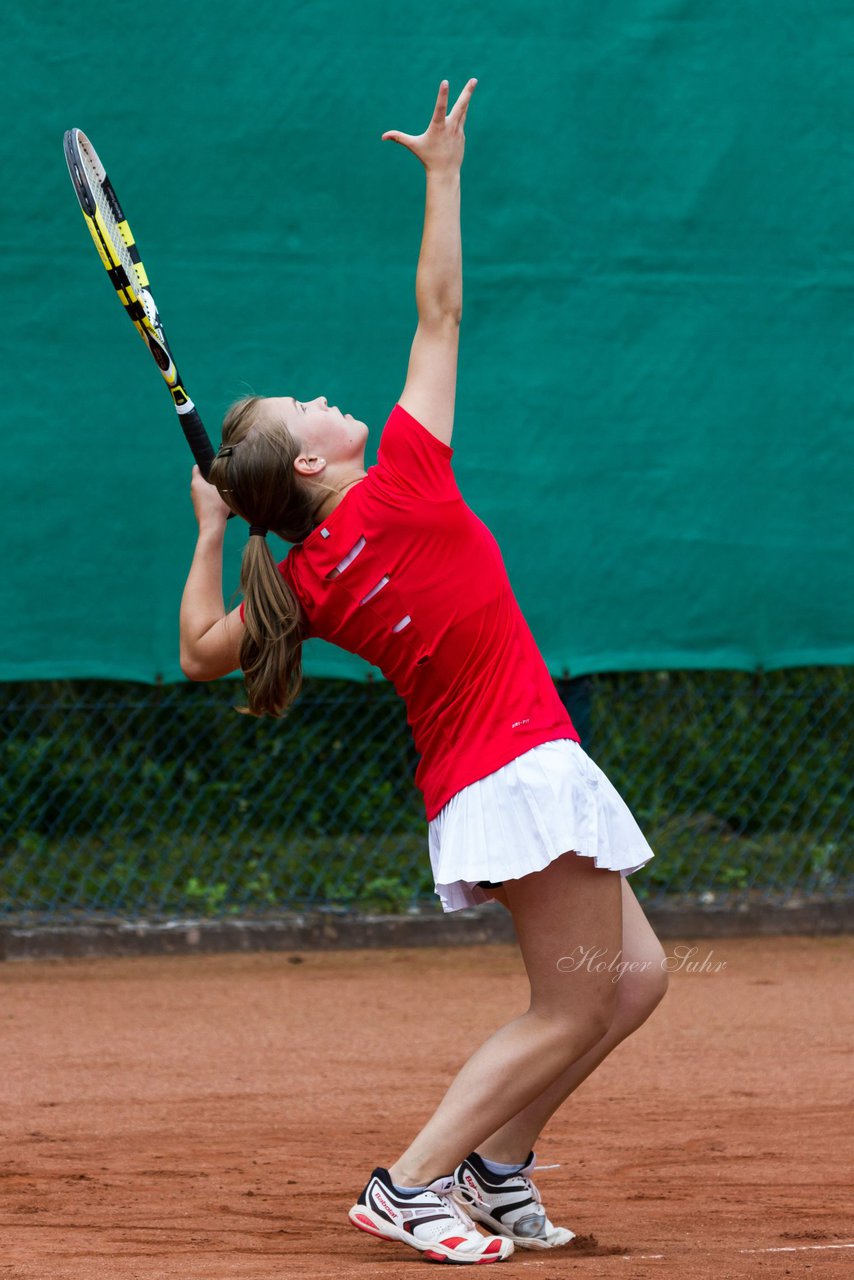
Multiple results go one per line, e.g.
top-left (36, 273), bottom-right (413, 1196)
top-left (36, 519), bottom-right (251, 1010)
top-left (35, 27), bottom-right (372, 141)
top-left (431, 79), bottom-right (451, 123)
top-left (381, 77), bottom-right (479, 161)
top-left (381, 129), bottom-right (413, 145)
top-left (450, 77), bottom-right (478, 124)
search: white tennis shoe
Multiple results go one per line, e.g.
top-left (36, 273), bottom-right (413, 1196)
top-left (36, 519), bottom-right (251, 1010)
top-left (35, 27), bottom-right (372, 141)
top-left (453, 1150), bottom-right (575, 1249)
top-left (349, 1165), bottom-right (513, 1263)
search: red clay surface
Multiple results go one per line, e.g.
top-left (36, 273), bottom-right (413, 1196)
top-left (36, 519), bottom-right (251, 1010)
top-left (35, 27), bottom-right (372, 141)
top-left (1, 936), bottom-right (852, 1279)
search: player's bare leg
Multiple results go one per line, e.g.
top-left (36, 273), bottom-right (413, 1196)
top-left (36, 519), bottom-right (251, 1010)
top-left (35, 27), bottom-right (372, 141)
top-left (476, 879), bottom-right (668, 1163)
top-left (388, 852), bottom-right (623, 1187)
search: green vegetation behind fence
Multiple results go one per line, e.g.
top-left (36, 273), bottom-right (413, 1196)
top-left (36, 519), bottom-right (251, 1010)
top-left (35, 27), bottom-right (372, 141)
top-left (1, 668), bottom-right (850, 920)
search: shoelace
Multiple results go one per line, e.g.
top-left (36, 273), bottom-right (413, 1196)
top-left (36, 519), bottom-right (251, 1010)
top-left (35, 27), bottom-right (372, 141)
top-left (426, 1175), bottom-right (480, 1230)
top-left (456, 1158), bottom-right (562, 1214)
top-left (516, 1160), bottom-right (562, 1212)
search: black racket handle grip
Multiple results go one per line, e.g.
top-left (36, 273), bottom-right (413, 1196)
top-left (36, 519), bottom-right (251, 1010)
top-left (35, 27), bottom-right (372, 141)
top-left (179, 404), bottom-right (237, 520)
top-left (180, 405), bottom-right (216, 477)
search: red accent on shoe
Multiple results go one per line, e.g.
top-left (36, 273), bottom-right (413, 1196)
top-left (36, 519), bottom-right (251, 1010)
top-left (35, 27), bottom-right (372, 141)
top-left (484, 1238), bottom-right (504, 1253)
top-left (423, 1249), bottom-right (449, 1262)
top-left (351, 1213), bottom-right (383, 1236)
top-left (440, 1236), bottom-right (467, 1248)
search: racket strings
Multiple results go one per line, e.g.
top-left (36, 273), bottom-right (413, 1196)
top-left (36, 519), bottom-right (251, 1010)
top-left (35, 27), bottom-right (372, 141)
top-left (79, 143), bottom-right (144, 298)
top-left (65, 128), bottom-right (198, 419)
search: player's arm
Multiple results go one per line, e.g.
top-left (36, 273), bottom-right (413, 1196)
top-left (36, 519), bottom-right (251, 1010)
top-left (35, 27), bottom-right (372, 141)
top-left (383, 78), bottom-right (477, 447)
top-left (180, 466), bottom-right (243, 681)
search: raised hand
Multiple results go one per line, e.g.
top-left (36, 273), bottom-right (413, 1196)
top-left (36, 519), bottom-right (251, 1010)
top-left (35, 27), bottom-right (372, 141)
top-left (382, 78), bottom-right (478, 173)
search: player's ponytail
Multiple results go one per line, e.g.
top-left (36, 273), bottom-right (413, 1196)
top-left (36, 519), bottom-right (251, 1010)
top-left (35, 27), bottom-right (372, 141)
top-left (238, 534), bottom-right (304, 717)
top-left (209, 395), bottom-right (336, 717)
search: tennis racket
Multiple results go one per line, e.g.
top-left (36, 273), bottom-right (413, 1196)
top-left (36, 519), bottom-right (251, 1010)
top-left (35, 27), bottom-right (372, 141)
top-left (63, 128), bottom-right (216, 476)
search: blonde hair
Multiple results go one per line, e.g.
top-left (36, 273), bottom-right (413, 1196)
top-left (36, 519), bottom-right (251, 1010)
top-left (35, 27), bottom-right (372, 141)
top-left (208, 396), bottom-right (336, 717)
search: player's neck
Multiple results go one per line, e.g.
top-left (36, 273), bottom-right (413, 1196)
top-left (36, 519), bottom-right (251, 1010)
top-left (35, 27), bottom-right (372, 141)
top-left (314, 470), bottom-right (367, 523)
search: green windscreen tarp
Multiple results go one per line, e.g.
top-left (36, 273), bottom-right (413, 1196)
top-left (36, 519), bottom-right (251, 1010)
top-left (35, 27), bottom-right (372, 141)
top-left (3, 1), bottom-right (852, 682)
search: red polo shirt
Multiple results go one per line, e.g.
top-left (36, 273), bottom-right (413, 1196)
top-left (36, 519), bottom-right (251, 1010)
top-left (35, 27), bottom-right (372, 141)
top-left (273, 404), bottom-right (578, 820)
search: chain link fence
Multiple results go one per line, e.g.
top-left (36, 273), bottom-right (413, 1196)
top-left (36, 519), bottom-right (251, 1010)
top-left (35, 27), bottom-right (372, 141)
top-left (1, 668), bottom-right (850, 923)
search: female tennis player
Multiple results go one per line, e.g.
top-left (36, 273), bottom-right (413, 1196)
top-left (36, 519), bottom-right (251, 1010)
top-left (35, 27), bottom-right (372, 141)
top-left (180, 78), bottom-right (668, 1265)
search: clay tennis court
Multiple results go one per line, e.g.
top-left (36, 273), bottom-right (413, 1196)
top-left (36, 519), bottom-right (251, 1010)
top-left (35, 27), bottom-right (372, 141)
top-left (2, 934), bottom-right (851, 1278)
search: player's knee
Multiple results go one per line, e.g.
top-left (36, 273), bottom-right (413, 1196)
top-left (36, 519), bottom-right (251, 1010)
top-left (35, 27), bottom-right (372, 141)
top-left (579, 1003), bottom-right (616, 1055)
top-left (543, 989), bottom-right (618, 1059)
top-left (612, 946), bottom-right (669, 1032)
top-left (637, 944), bottom-right (670, 1012)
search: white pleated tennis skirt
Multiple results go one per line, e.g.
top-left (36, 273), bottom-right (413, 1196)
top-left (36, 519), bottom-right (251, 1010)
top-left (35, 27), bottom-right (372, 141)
top-left (427, 738), bottom-right (655, 913)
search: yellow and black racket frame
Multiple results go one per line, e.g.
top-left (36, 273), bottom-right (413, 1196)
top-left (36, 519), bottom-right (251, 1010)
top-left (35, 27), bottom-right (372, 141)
top-left (63, 128), bottom-right (216, 475)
